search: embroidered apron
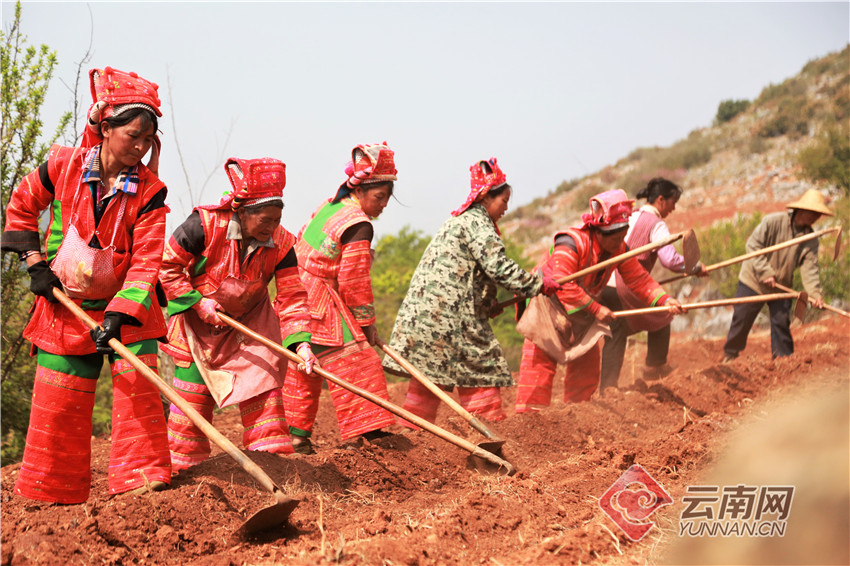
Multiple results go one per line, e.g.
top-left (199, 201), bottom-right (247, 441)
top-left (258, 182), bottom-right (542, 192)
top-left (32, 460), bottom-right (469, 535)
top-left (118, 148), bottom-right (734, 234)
top-left (184, 275), bottom-right (285, 408)
top-left (51, 188), bottom-right (130, 300)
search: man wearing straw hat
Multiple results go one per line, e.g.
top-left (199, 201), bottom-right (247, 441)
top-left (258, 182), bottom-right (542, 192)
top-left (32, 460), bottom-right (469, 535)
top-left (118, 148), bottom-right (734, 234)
top-left (722, 189), bottom-right (833, 362)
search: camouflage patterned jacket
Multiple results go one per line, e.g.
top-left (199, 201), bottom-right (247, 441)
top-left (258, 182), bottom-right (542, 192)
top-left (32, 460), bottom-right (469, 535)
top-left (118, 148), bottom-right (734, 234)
top-left (383, 204), bottom-right (542, 387)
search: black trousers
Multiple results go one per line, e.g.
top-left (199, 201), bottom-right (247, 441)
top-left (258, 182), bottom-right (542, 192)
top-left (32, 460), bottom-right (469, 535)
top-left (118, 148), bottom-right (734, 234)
top-left (723, 282), bottom-right (793, 359)
top-left (599, 287), bottom-right (672, 390)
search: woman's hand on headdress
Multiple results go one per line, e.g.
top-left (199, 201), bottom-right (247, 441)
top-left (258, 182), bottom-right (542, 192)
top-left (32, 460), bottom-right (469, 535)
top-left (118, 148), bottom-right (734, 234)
top-left (87, 101), bottom-right (108, 130)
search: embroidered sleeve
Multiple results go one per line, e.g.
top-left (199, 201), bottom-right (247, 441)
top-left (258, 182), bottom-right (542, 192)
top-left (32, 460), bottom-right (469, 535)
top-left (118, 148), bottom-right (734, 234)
top-left (273, 243), bottom-right (313, 347)
top-left (652, 221), bottom-right (686, 272)
top-left (338, 239), bottom-right (376, 326)
top-left (551, 244), bottom-right (599, 315)
top-left (161, 210), bottom-right (205, 316)
top-left (107, 185), bottom-right (169, 323)
top-left (617, 255), bottom-right (669, 307)
top-left (2, 160), bottom-right (55, 254)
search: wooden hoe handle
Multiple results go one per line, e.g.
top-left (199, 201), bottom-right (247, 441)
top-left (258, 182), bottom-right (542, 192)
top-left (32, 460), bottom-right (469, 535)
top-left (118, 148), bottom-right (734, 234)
top-left (658, 226), bottom-right (842, 285)
top-left (53, 288), bottom-right (282, 496)
top-left (497, 230), bottom-right (689, 311)
top-left (772, 282), bottom-right (850, 319)
top-left (376, 338), bottom-right (502, 442)
top-left (217, 313), bottom-right (516, 474)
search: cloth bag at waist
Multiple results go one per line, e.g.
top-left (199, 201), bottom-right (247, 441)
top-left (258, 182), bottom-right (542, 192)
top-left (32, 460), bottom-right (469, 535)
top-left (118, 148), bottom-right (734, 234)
top-left (516, 294), bottom-right (611, 364)
top-left (51, 193), bottom-right (130, 300)
top-left (184, 276), bottom-right (284, 408)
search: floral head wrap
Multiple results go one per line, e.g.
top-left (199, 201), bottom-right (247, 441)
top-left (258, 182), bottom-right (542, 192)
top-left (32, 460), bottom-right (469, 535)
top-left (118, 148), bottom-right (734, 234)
top-left (451, 157), bottom-right (508, 217)
top-left (332, 142), bottom-right (397, 203)
top-left (217, 157), bottom-right (286, 210)
top-left (581, 189), bottom-right (634, 233)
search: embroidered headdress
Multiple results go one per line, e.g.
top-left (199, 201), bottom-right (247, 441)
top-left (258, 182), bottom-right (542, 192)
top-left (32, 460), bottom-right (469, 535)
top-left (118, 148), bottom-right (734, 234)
top-left (81, 67), bottom-right (163, 173)
top-left (581, 189), bottom-right (634, 233)
top-left (332, 142), bottom-right (397, 203)
top-left (222, 157), bottom-right (286, 210)
top-left (451, 157), bottom-right (508, 217)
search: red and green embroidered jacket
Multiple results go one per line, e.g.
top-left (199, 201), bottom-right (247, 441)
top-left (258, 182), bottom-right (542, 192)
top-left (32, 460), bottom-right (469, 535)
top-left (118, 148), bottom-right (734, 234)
top-left (546, 226), bottom-right (669, 316)
top-left (159, 207), bottom-right (312, 363)
top-left (1, 144), bottom-right (168, 355)
top-left (295, 197), bottom-right (375, 347)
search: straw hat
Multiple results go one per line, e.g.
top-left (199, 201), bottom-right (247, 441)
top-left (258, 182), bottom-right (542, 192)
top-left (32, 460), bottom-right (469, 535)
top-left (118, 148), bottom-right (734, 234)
top-left (787, 189), bottom-right (833, 216)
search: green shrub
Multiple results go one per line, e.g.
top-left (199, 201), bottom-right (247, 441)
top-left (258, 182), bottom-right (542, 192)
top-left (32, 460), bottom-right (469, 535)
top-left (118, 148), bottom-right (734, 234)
top-left (372, 226), bottom-right (432, 346)
top-left (816, 197), bottom-right (850, 303)
top-left (756, 77), bottom-right (807, 106)
top-left (715, 99), bottom-right (750, 124)
top-left (758, 105), bottom-right (809, 138)
top-left (799, 126), bottom-right (850, 195)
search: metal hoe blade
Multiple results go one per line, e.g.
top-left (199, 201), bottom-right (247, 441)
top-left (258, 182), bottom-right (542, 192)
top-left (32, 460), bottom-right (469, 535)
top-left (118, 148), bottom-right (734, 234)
top-left (793, 292), bottom-right (808, 323)
top-left (682, 228), bottom-right (701, 274)
top-left (236, 492), bottom-right (300, 538)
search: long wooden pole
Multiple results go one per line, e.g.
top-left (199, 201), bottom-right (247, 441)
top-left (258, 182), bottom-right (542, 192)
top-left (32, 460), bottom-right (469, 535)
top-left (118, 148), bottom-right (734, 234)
top-left (611, 292), bottom-right (798, 317)
top-left (52, 289), bottom-right (286, 499)
top-left (658, 226), bottom-right (841, 285)
top-left (217, 313), bottom-right (517, 475)
top-left (772, 282), bottom-right (850, 319)
top-left (376, 338), bottom-right (503, 443)
top-left (495, 229), bottom-right (690, 311)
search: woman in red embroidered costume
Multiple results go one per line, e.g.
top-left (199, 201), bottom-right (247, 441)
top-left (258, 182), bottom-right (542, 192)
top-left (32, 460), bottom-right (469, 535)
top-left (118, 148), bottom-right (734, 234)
top-left (283, 142), bottom-right (398, 453)
top-left (600, 178), bottom-right (707, 388)
top-left (1, 67), bottom-right (171, 503)
top-left (515, 190), bottom-right (684, 411)
top-left (159, 157), bottom-right (318, 471)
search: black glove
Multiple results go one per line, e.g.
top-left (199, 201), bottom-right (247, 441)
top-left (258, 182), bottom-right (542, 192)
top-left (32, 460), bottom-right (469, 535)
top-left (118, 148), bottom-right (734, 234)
top-left (27, 260), bottom-right (62, 302)
top-left (89, 312), bottom-right (125, 355)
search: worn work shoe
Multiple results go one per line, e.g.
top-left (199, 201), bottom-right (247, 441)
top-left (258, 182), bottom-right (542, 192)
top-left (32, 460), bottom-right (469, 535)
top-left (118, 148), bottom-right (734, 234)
top-left (130, 480), bottom-right (167, 496)
top-left (291, 438), bottom-right (315, 455)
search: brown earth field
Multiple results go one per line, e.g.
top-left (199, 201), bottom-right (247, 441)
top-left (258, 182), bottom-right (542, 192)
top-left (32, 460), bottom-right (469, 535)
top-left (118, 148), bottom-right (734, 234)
top-left (2, 315), bottom-right (848, 566)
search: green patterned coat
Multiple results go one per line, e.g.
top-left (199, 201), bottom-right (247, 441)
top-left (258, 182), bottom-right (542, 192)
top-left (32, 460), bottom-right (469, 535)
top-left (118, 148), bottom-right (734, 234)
top-left (383, 204), bottom-right (543, 387)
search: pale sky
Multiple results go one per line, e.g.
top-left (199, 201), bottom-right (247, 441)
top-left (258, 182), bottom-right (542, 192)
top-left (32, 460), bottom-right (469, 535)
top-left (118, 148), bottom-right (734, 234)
top-left (6, 2), bottom-right (849, 239)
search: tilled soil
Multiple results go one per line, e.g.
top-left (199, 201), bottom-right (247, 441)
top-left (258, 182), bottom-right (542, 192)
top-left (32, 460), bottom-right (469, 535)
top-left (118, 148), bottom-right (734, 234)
top-left (2, 316), bottom-right (848, 566)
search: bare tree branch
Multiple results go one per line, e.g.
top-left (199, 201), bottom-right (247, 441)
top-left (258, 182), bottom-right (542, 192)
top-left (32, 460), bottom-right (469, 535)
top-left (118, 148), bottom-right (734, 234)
top-left (196, 118), bottom-right (235, 205)
top-left (166, 65), bottom-right (235, 212)
top-left (166, 67), bottom-right (195, 210)
top-left (57, 3), bottom-right (93, 146)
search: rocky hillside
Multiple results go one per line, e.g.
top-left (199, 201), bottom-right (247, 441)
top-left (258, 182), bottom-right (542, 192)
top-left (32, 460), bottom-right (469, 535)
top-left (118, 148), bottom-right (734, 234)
top-left (501, 45), bottom-right (849, 264)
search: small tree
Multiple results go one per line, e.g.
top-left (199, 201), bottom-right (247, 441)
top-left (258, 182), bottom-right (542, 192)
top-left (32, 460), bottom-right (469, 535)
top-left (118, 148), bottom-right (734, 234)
top-left (715, 99), bottom-right (750, 124)
top-left (1, 1), bottom-right (71, 462)
top-left (799, 126), bottom-right (850, 196)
